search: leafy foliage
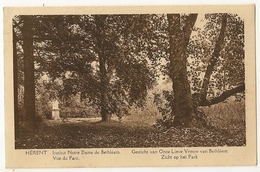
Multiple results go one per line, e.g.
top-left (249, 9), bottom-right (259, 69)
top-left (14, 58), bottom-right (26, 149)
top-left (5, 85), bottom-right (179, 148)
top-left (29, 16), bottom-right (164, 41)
top-left (187, 14), bottom-right (244, 99)
top-left (15, 15), bottom-right (168, 120)
top-left (14, 13), bottom-right (245, 130)
top-left (153, 90), bottom-right (174, 129)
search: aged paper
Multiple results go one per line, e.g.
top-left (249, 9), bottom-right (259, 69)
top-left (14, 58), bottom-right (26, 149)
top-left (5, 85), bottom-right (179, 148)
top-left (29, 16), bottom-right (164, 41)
top-left (4, 5), bottom-right (256, 168)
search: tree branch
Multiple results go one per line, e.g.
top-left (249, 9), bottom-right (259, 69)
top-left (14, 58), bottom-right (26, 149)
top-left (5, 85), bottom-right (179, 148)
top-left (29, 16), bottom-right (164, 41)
top-left (183, 14), bottom-right (198, 47)
top-left (200, 14), bottom-right (228, 103)
top-left (200, 83), bottom-right (245, 106)
top-left (38, 22), bottom-right (65, 44)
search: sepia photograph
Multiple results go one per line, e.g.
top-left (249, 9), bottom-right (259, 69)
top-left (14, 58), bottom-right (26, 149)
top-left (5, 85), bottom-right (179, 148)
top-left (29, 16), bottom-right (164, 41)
top-left (13, 13), bottom-right (246, 149)
top-left (4, 5), bottom-right (256, 168)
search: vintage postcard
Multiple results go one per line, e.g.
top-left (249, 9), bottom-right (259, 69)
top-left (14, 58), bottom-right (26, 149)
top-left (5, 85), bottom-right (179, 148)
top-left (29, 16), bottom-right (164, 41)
top-left (4, 5), bottom-right (256, 168)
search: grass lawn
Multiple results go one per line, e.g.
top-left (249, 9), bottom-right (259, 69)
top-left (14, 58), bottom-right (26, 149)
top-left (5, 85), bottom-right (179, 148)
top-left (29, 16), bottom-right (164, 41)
top-left (15, 101), bottom-right (246, 149)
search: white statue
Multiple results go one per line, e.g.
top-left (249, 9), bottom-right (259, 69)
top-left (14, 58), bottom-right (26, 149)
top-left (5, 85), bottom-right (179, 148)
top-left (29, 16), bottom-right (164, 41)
top-left (52, 100), bottom-right (59, 109)
top-left (52, 99), bottom-right (60, 120)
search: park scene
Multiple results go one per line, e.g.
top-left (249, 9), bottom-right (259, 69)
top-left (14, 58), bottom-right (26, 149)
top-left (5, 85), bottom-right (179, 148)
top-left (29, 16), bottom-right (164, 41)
top-left (13, 13), bottom-right (245, 149)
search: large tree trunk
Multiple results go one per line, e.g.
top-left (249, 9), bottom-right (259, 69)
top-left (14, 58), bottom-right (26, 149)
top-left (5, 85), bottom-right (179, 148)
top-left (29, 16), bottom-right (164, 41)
top-left (21, 16), bottom-right (35, 127)
top-left (95, 15), bottom-right (111, 122)
top-left (167, 14), bottom-right (197, 127)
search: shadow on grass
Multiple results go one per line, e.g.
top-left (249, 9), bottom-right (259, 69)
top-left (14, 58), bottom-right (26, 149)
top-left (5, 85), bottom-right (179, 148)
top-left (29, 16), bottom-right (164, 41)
top-left (15, 117), bottom-right (246, 149)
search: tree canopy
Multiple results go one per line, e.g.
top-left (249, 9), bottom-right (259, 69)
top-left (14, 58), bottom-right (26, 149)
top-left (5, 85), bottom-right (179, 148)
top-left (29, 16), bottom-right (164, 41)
top-left (14, 13), bottom-right (245, 128)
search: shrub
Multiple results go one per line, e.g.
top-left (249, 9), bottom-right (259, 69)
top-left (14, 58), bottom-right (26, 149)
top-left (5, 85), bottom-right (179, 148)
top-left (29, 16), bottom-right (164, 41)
top-left (152, 90), bottom-right (175, 129)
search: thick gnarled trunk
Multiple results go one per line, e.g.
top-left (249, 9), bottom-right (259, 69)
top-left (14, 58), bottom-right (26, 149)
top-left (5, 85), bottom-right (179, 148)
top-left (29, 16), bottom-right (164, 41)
top-left (167, 14), bottom-right (197, 127)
